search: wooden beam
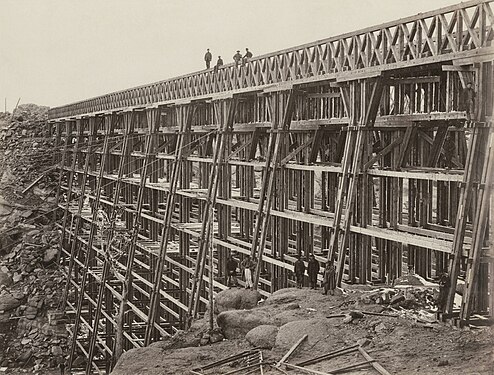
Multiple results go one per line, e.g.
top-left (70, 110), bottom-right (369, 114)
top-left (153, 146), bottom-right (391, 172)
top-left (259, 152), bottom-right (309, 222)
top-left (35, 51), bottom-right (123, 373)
top-left (276, 334), bottom-right (308, 367)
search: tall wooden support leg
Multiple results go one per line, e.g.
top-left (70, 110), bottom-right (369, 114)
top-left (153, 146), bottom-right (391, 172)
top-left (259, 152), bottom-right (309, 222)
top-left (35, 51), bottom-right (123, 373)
top-left (68, 114), bottom-right (117, 368)
top-left (459, 126), bottom-right (493, 322)
top-left (62, 116), bottom-right (103, 308)
top-left (86, 109), bottom-right (160, 371)
top-left (252, 90), bottom-right (296, 289)
top-left (55, 119), bottom-right (73, 229)
top-left (329, 78), bottom-right (383, 286)
top-left (189, 98), bottom-right (237, 319)
top-left (445, 124), bottom-right (487, 315)
top-left (144, 104), bottom-right (195, 345)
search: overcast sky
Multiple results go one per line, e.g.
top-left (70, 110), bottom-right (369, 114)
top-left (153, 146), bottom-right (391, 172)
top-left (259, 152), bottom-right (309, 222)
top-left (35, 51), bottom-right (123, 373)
top-left (0, 0), bottom-right (459, 112)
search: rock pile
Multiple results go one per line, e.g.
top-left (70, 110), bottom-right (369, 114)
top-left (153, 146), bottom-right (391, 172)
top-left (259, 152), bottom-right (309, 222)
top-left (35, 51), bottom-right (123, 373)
top-left (0, 226), bottom-right (67, 371)
top-left (0, 104), bottom-right (55, 204)
top-left (0, 103), bottom-right (67, 372)
top-left (359, 285), bottom-right (437, 310)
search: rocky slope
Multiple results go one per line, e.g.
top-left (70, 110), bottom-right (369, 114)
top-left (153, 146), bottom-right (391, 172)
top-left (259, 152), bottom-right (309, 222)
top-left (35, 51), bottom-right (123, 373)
top-left (0, 105), bottom-right (67, 374)
top-left (112, 286), bottom-right (494, 375)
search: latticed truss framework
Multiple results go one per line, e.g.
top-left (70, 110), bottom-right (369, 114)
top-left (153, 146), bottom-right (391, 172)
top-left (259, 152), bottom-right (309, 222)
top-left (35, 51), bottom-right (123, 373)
top-left (49, 1), bottom-right (494, 374)
top-left (49, 0), bottom-right (494, 119)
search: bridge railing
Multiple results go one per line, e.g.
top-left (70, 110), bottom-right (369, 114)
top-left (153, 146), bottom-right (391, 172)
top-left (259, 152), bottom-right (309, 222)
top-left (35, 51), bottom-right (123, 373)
top-left (49, 0), bottom-right (493, 120)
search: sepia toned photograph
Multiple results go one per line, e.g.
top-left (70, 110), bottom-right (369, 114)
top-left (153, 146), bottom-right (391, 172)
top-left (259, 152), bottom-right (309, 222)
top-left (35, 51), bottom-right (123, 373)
top-left (0, 1), bottom-right (493, 374)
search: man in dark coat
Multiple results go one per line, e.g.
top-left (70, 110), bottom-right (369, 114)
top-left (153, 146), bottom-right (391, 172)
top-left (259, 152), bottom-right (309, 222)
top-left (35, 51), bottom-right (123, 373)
top-left (226, 254), bottom-right (238, 287)
top-left (294, 256), bottom-right (306, 288)
top-left (243, 48), bottom-right (253, 65)
top-left (307, 255), bottom-right (320, 289)
top-left (214, 56), bottom-right (223, 72)
top-left (323, 261), bottom-right (336, 295)
top-left (443, 133), bottom-right (456, 169)
top-left (233, 50), bottom-right (242, 66)
top-left (204, 49), bottom-right (212, 69)
top-left (437, 272), bottom-right (451, 313)
top-left (462, 82), bottom-right (476, 124)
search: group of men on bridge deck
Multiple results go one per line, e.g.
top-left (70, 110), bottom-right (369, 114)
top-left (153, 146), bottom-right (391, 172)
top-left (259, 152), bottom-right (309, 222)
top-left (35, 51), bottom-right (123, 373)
top-left (225, 253), bottom-right (337, 295)
top-left (204, 48), bottom-right (253, 71)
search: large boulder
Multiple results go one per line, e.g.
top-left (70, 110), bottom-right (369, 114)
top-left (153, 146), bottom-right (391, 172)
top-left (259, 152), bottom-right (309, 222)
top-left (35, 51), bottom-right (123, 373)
top-left (113, 341), bottom-right (243, 375)
top-left (43, 247), bottom-right (58, 264)
top-left (245, 325), bottom-right (278, 349)
top-left (217, 309), bottom-right (273, 339)
top-left (263, 288), bottom-right (303, 307)
top-left (275, 319), bottom-right (337, 350)
top-left (0, 292), bottom-right (21, 312)
top-left (0, 270), bottom-right (13, 287)
top-left (214, 288), bottom-right (261, 314)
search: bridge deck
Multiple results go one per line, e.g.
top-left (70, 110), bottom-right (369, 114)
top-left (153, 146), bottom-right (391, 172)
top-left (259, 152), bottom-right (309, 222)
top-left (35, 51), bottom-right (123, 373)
top-left (49, 0), bottom-right (494, 120)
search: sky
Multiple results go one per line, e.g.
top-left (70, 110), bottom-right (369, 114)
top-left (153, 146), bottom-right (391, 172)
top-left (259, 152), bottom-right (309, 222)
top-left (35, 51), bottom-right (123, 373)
top-left (0, 0), bottom-right (459, 112)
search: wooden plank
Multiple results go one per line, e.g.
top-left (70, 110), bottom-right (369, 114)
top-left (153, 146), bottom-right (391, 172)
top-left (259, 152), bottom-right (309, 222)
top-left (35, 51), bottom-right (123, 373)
top-left (296, 345), bottom-right (359, 367)
top-left (357, 347), bottom-right (391, 375)
top-left (327, 359), bottom-right (375, 374)
top-left (282, 363), bottom-right (332, 375)
top-left (442, 65), bottom-right (476, 71)
top-left (276, 334), bottom-right (308, 367)
top-left (363, 137), bottom-right (402, 170)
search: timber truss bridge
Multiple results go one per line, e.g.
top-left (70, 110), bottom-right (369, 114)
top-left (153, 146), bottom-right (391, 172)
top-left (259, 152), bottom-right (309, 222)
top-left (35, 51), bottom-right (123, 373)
top-left (48, 0), bottom-right (493, 373)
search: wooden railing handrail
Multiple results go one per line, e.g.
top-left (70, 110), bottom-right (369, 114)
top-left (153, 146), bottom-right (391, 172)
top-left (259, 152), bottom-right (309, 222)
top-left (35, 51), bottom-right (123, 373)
top-left (49, 0), bottom-right (494, 120)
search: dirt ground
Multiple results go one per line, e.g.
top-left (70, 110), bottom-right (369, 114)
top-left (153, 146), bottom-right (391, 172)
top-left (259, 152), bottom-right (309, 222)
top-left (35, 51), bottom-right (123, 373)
top-left (111, 286), bottom-right (494, 375)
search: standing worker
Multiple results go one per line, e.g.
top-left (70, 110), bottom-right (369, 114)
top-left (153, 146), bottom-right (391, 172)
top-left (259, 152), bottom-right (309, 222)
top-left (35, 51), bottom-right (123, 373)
top-left (322, 261), bottom-right (336, 295)
top-left (307, 255), bottom-right (320, 290)
top-left (226, 254), bottom-right (238, 287)
top-left (437, 272), bottom-right (451, 313)
top-left (204, 49), bottom-right (212, 69)
top-left (214, 56), bottom-right (223, 72)
top-left (241, 255), bottom-right (255, 289)
top-left (243, 48), bottom-right (253, 65)
top-left (233, 50), bottom-right (242, 66)
top-left (294, 256), bottom-right (306, 289)
top-left (462, 81), bottom-right (476, 125)
top-left (443, 133), bottom-right (456, 169)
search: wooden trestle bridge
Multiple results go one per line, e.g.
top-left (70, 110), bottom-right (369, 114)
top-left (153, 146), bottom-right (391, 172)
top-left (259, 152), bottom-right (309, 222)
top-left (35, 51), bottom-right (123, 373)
top-left (49, 0), bottom-right (494, 373)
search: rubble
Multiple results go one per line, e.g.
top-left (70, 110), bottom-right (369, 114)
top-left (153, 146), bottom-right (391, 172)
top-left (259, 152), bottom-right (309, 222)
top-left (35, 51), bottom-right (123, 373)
top-left (0, 104), bottom-right (67, 373)
top-left (0, 104), bottom-right (55, 212)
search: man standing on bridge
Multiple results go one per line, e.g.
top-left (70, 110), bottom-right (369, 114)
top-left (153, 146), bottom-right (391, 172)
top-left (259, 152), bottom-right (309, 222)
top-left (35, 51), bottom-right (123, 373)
top-left (243, 48), bottom-right (253, 65)
top-left (233, 50), bottom-right (243, 66)
top-left (204, 49), bottom-right (212, 69)
top-left (214, 56), bottom-right (223, 72)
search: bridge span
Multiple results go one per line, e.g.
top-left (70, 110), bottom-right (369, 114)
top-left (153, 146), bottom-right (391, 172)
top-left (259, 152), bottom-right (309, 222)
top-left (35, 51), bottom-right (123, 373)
top-left (49, 0), bottom-right (494, 373)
